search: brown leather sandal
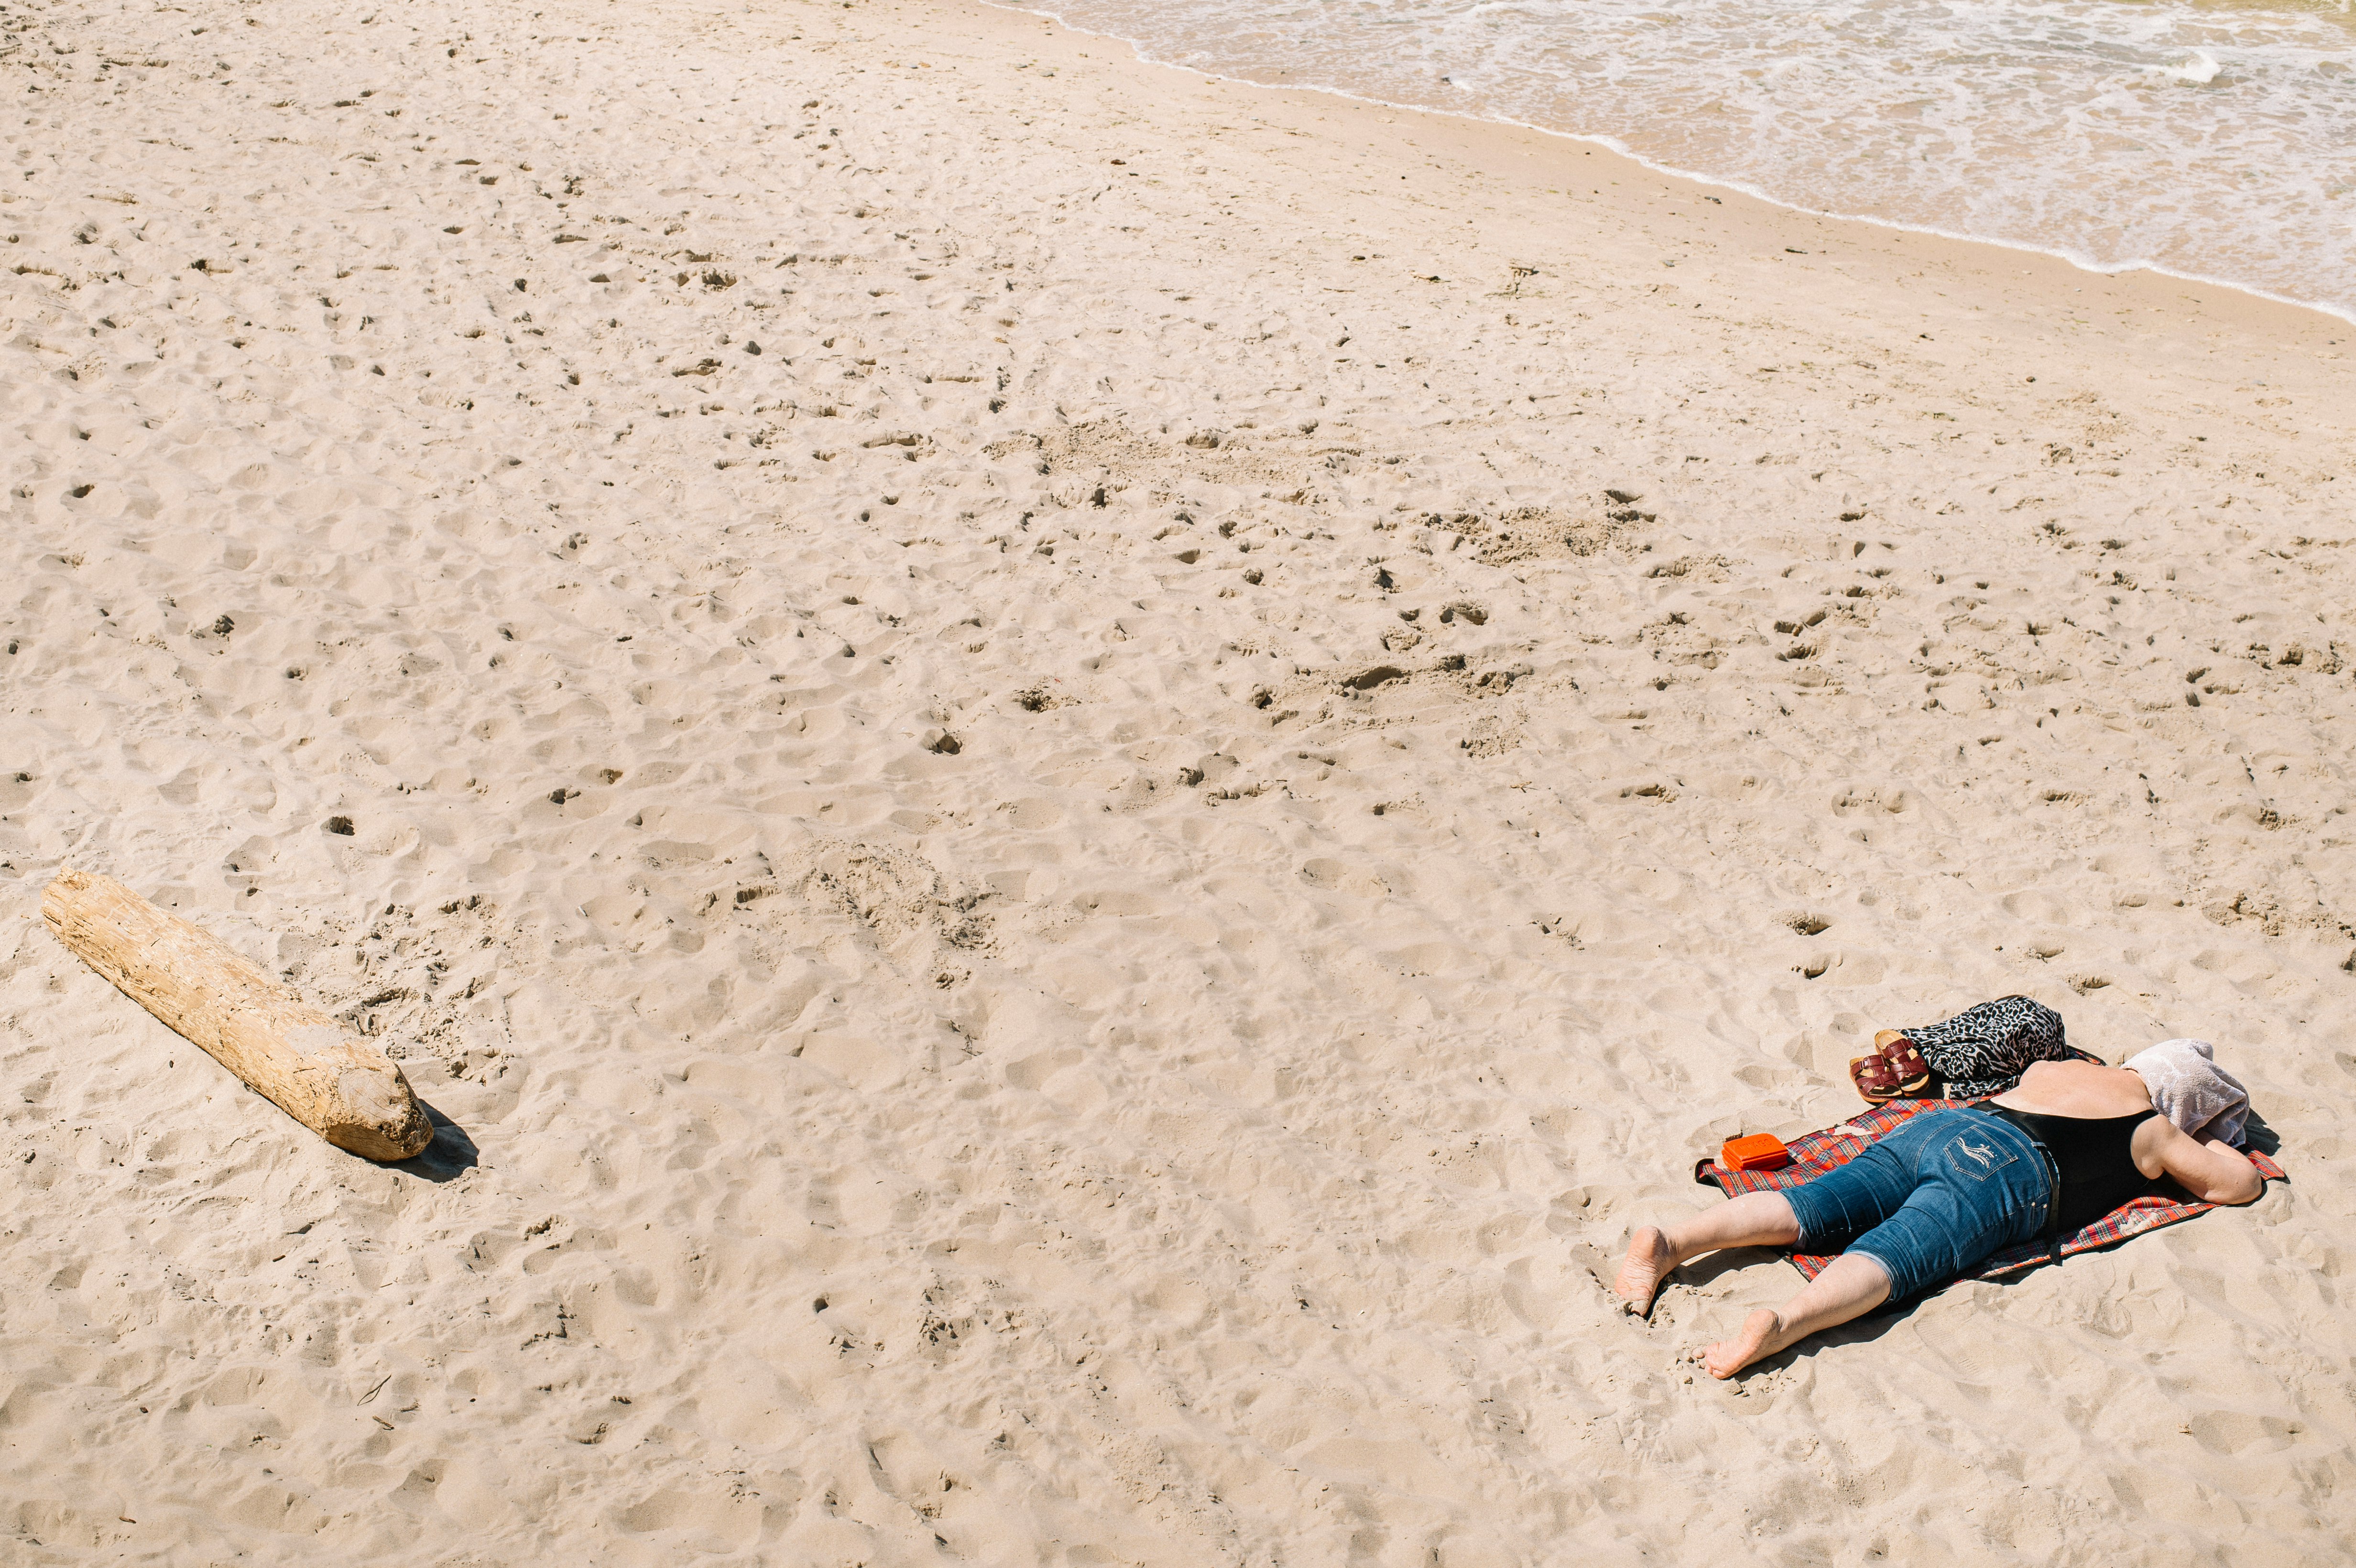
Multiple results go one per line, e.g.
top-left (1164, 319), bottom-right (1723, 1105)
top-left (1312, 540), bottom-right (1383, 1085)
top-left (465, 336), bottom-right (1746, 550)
top-left (1875, 1031), bottom-right (1934, 1093)
top-left (1850, 1052), bottom-right (1904, 1102)
top-left (1851, 1033), bottom-right (1937, 1103)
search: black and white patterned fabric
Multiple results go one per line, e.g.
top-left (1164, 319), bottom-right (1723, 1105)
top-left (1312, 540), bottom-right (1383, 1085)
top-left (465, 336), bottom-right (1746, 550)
top-left (1899, 996), bottom-right (2074, 1100)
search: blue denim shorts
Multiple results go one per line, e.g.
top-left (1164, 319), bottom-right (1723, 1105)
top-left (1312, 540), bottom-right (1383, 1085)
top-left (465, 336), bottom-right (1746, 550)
top-left (1781, 1108), bottom-right (2053, 1300)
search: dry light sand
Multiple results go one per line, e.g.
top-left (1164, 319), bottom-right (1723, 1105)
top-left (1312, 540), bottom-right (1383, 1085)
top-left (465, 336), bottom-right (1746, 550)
top-left (4, 0), bottom-right (2355, 1561)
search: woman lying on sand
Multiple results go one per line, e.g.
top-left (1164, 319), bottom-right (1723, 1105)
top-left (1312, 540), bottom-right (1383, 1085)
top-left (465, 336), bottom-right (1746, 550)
top-left (1615, 1041), bottom-right (2264, 1378)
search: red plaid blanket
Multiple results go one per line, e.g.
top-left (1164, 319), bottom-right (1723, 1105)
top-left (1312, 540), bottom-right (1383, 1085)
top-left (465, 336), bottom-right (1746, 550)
top-left (1694, 1099), bottom-right (2286, 1283)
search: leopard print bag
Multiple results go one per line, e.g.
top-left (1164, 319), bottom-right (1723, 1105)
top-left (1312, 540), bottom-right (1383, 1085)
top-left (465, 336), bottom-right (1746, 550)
top-left (1895, 995), bottom-right (2078, 1100)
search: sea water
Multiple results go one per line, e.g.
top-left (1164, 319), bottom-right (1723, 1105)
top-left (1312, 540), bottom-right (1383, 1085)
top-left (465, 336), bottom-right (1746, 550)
top-left (1011, 0), bottom-right (2356, 324)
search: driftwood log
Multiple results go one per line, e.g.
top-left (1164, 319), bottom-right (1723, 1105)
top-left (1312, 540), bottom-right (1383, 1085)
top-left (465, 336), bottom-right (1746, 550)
top-left (41, 868), bottom-right (434, 1160)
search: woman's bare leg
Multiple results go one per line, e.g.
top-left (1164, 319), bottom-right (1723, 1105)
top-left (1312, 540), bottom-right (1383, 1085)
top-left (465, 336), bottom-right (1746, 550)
top-left (1699, 1252), bottom-right (1893, 1378)
top-left (1613, 1192), bottom-right (1801, 1315)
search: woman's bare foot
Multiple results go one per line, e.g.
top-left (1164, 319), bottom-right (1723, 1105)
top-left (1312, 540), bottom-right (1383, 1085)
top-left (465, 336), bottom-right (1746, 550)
top-left (1613, 1225), bottom-right (1677, 1316)
top-left (1700, 1308), bottom-right (1783, 1378)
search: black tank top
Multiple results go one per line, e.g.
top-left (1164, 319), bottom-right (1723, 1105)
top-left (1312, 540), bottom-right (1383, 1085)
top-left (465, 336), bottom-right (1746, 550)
top-left (1983, 1105), bottom-right (2162, 1235)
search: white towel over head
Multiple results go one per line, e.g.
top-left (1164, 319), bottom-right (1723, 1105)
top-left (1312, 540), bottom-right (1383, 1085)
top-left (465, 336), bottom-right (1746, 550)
top-left (2125, 1037), bottom-right (2249, 1144)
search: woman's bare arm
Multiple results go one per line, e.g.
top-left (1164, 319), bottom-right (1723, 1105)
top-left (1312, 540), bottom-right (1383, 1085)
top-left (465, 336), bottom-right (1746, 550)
top-left (2142, 1118), bottom-right (2264, 1206)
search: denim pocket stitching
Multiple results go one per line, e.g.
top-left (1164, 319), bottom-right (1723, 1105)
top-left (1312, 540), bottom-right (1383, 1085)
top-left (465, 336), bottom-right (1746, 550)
top-left (1944, 1131), bottom-right (2020, 1182)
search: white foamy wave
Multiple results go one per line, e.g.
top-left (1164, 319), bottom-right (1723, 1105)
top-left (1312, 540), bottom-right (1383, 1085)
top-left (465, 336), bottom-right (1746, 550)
top-left (2160, 48), bottom-right (2223, 84)
top-left (1005, 0), bottom-right (2356, 324)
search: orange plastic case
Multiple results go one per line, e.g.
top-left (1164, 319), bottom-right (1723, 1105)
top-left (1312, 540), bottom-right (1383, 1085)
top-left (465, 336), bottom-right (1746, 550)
top-left (1721, 1133), bottom-right (1793, 1173)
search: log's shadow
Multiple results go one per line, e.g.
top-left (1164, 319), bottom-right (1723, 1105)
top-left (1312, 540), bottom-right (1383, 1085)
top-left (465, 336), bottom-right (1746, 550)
top-left (392, 1100), bottom-right (479, 1182)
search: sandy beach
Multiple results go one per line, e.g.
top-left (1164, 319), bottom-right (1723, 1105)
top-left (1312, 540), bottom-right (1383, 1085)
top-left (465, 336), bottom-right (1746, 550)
top-left (4, 0), bottom-right (2354, 1560)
